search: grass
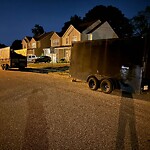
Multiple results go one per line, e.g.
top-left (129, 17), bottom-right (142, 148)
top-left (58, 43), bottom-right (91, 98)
top-left (27, 62), bottom-right (70, 74)
top-left (27, 62), bottom-right (70, 68)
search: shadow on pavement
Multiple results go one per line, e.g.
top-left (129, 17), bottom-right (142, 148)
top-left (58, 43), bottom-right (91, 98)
top-left (116, 91), bottom-right (139, 150)
top-left (22, 89), bottom-right (49, 150)
top-left (8, 66), bottom-right (70, 74)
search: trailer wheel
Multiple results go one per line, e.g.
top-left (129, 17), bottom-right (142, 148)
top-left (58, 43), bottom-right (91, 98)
top-left (88, 77), bottom-right (99, 91)
top-left (1, 65), bottom-right (5, 70)
top-left (100, 79), bottom-right (113, 94)
top-left (5, 64), bottom-right (9, 70)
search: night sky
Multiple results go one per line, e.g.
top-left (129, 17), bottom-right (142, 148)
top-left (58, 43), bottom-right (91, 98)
top-left (0, 0), bottom-right (150, 46)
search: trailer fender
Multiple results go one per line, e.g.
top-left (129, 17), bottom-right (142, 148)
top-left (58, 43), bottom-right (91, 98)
top-left (87, 76), bottom-right (100, 91)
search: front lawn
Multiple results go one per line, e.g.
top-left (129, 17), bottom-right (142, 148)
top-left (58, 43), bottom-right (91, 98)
top-left (27, 62), bottom-right (70, 69)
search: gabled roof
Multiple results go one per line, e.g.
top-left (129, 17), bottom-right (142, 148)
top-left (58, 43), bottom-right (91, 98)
top-left (74, 20), bottom-right (101, 33)
top-left (33, 31), bottom-right (54, 41)
top-left (87, 21), bottom-right (115, 34)
top-left (62, 25), bottom-right (80, 37)
top-left (86, 21), bottom-right (104, 34)
top-left (81, 20), bottom-right (101, 33)
top-left (22, 36), bottom-right (32, 43)
top-left (25, 36), bottom-right (32, 41)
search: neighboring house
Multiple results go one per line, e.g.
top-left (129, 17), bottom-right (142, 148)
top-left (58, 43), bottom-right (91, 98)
top-left (81, 20), bottom-right (118, 41)
top-left (22, 36), bottom-right (32, 49)
top-left (30, 32), bottom-right (54, 57)
top-left (53, 25), bottom-right (81, 62)
top-left (22, 32), bottom-right (54, 57)
top-left (43, 32), bottom-right (61, 63)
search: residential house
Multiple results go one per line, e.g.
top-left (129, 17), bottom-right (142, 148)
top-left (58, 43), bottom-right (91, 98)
top-left (43, 32), bottom-right (61, 63)
top-left (53, 25), bottom-right (81, 62)
top-left (22, 36), bottom-right (32, 49)
top-left (22, 32), bottom-right (54, 57)
top-left (81, 20), bottom-right (118, 41)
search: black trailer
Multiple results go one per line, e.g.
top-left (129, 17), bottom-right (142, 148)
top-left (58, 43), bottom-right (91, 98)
top-left (70, 37), bottom-right (150, 94)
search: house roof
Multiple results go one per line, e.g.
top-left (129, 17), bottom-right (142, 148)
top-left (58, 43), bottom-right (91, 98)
top-left (23, 36), bottom-right (32, 43)
top-left (86, 21), bottom-right (105, 34)
top-left (75, 20), bottom-right (101, 33)
top-left (25, 36), bottom-right (32, 41)
top-left (33, 31), bottom-right (54, 41)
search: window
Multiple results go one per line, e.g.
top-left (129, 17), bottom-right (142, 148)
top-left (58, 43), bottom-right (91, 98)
top-left (66, 38), bottom-right (69, 44)
top-left (53, 39), bottom-right (59, 46)
top-left (32, 42), bottom-right (36, 48)
top-left (88, 34), bottom-right (92, 40)
top-left (72, 36), bottom-right (77, 42)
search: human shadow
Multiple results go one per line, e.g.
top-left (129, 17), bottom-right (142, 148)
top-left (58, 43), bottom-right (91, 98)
top-left (116, 91), bottom-right (139, 150)
top-left (22, 89), bottom-right (49, 150)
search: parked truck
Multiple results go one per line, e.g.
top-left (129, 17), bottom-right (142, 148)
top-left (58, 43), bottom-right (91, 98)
top-left (0, 47), bottom-right (27, 70)
top-left (70, 36), bottom-right (150, 94)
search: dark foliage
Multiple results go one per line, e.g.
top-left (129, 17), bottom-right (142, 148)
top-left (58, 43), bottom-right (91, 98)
top-left (11, 40), bottom-right (22, 50)
top-left (60, 5), bottom-right (133, 38)
top-left (131, 6), bottom-right (150, 37)
top-left (32, 24), bottom-right (45, 37)
top-left (60, 15), bottom-right (82, 35)
top-left (0, 43), bottom-right (7, 48)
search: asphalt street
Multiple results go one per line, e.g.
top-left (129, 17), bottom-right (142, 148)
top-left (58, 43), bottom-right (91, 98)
top-left (0, 69), bottom-right (150, 150)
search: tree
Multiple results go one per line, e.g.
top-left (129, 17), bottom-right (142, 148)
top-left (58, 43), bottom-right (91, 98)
top-left (10, 40), bottom-right (22, 50)
top-left (32, 24), bottom-right (45, 37)
top-left (0, 43), bottom-right (7, 48)
top-left (82, 5), bottom-right (133, 38)
top-left (131, 6), bottom-right (150, 37)
top-left (60, 15), bottom-right (82, 35)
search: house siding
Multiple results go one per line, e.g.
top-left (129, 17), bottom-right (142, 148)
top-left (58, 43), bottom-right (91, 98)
top-left (51, 32), bottom-right (61, 47)
top-left (92, 21), bottom-right (118, 40)
top-left (54, 25), bottom-right (81, 62)
top-left (62, 25), bottom-right (81, 46)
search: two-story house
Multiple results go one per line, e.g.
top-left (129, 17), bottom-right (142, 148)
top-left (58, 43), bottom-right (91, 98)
top-left (30, 32), bottom-right (54, 57)
top-left (22, 32), bottom-right (54, 57)
top-left (22, 36), bottom-right (32, 49)
top-left (43, 32), bottom-right (62, 63)
top-left (52, 25), bottom-right (81, 62)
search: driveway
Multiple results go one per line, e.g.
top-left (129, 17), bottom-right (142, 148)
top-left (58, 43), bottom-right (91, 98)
top-left (0, 70), bottom-right (150, 149)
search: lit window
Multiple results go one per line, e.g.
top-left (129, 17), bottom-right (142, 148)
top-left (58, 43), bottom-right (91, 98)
top-left (53, 39), bottom-right (59, 46)
top-left (72, 36), bottom-right (77, 42)
top-left (32, 42), bottom-right (36, 48)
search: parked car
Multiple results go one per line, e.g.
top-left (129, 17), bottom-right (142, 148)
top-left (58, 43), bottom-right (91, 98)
top-left (27, 55), bottom-right (37, 63)
top-left (59, 58), bottom-right (67, 63)
top-left (34, 56), bottom-right (51, 63)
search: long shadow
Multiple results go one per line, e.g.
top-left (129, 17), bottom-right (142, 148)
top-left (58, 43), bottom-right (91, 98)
top-left (116, 91), bottom-right (139, 150)
top-left (22, 89), bottom-right (49, 150)
top-left (7, 66), bottom-right (69, 74)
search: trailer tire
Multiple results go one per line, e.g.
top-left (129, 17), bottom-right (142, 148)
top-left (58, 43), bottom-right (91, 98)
top-left (100, 79), bottom-right (113, 94)
top-left (1, 65), bottom-right (5, 70)
top-left (5, 64), bottom-right (9, 70)
top-left (88, 77), bottom-right (99, 91)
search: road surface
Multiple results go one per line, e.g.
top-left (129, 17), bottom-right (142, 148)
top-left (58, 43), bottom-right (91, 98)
top-left (0, 69), bottom-right (150, 150)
